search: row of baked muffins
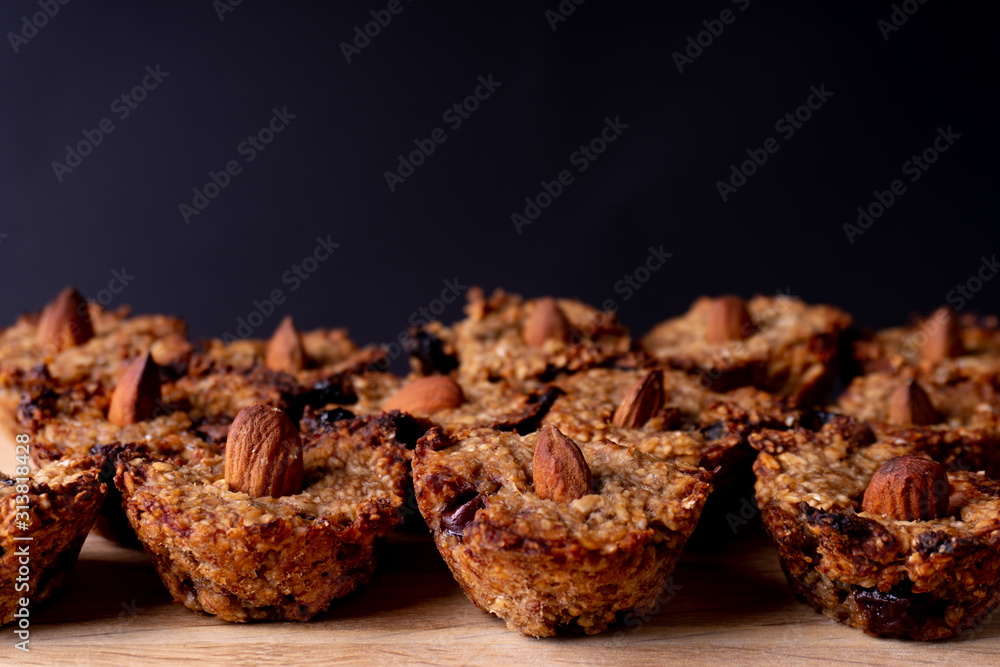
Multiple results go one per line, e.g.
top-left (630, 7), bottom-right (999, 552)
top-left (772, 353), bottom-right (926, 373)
top-left (1, 286), bottom-right (998, 640)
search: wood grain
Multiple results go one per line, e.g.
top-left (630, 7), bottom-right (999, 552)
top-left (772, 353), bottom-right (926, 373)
top-left (5, 528), bottom-right (998, 666)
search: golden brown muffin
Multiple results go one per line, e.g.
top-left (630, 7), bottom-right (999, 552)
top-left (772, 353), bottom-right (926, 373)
top-left (752, 416), bottom-right (1000, 639)
top-left (851, 308), bottom-right (1000, 378)
top-left (1, 454), bottom-right (107, 625)
top-left (114, 408), bottom-right (411, 622)
top-left (414, 288), bottom-right (633, 385)
top-left (0, 289), bottom-right (188, 449)
top-left (641, 294), bottom-right (851, 406)
top-left (376, 373), bottom-right (561, 436)
top-left (413, 426), bottom-right (713, 636)
top-left (835, 371), bottom-right (999, 433)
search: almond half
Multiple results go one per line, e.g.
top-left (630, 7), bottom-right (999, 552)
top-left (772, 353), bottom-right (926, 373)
top-left (266, 315), bottom-right (307, 373)
top-left (522, 297), bottom-right (571, 347)
top-left (108, 351), bottom-right (162, 427)
top-left (533, 425), bottom-right (592, 503)
top-left (887, 379), bottom-right (939, 426)
top-left (612, 369), bottom-right (664, 428)
top-left (37, 286), bottom-right (94, 353)
top-left (705, 295), bottom-right (755, 344)
top-left (383, 375), bottom-right (465, 415)
top-left (921, 306), bottom-right (964, 364)
top-left (225, 403), bottom-right (304, 498)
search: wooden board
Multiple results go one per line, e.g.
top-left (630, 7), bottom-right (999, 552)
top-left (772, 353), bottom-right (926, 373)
top-left (5, 528), bottom-right (999, 666)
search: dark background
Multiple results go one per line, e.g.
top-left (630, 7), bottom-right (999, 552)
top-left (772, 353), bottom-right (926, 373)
top-left (1, 1), bottom-right (996, 362)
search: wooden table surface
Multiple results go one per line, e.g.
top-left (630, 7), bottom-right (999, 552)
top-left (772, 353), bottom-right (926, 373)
top-left (4, 525), bottom-right (999, 667)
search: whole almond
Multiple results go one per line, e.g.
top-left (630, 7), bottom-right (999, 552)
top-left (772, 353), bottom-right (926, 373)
top-left (888, 379), bottom-right (938, 426)
top-left (108, 352), bottom-right (162, 427)
top-left (225, 403), bottom-right (304, 498)
top-left (522, 297), bottom-right (571, 347)
top-left (266, 315), bottom-right (306, 373)
top-left (37, 287), bottom-right (94, 353)
top-left (612, 369), bottom-right (664, 428)
top-left (533, 425), bottom-right (592, 502)
top-left (862, 455), bottom-right (949, 521)
top-left (921, 306), bottom-right (964, 363)
top-left (706, 295), bottom-right (755, 343)
top-left (383, 375), bottom-right (465, 415)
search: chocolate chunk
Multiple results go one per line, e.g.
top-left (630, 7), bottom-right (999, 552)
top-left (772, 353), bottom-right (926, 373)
top-left (404, 327), bottom-right (458, 375)
top-left (853, 585), bottom-right (944, 638)
top-left (699, 421), bottom-right (728, 441)
top-left (315, 407), bottom-right (356, 427)
top-left (800, 410), bottom-right (838, 431)
top-left (441, 492), bottom-right (486, 537)
top-left (158, 359), bottom-right (190, 383)
top-left (846, 421), bottom-right (876, 447)
top-left (193, 420), bottom-right (231, 445)
top-left (298, 374), bottom-right (358, 409)
top-left (491, 387), bottom-right (564, 435)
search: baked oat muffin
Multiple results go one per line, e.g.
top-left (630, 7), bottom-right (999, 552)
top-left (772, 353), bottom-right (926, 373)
top-left (641, 294), bottom-right (851, 406)
top-left (1, 455), bottom-right (107, 625)
top-left (413, 426), bottom-right (713, 636)
top-left (114, 404), bottom-right (410, 622)
top-left (540, 366), bottom-right (806, 544)
top-left (191, 315), bottom-right (387, 383)
top-left (541, 367), bottom-right (802, 462)
top-left (378, 373), bottom-right (561, 436)
top-left (0, 288), bottom-right (188, 448)
top-left (752, 416), bottom-right (1000, 639)
top-left (851, 307), bottom-right (1000, 378)
top-left (836, 372), bottom-right (999, 432)
top-left (14, 314), bottom-right (394, 545)
top-left (413, 288), bottom-right (633, 384)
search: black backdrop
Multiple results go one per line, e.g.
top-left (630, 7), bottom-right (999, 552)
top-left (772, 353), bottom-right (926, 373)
top-left (2, 1), bottom-right (997, 365)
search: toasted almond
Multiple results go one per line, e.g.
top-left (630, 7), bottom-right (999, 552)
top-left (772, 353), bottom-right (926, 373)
top-left (612, 369), bottom-right (664, 428)
top-left (921, 306), bottom-right (964, 363)
top-left (533, 425), bottom-right (592, 502)
top-left (37, 287), bottom-right (94, 353)
top-left (108, 352), bottom-right (162, 427)
top-left (265, 315), bottom-right (306, 373)
top-left (383, 375), bottom-right (465, 415)
top-left (522, 297), bottom-right (571, 347)
top-left (888, 379), bottom-right (938, 426)
top-left (705, 295), bottom-right (755, 343)
top-left (225, 403), bottom-right (303, 498)
top-left (862, 455), bottom-right (949, 521)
